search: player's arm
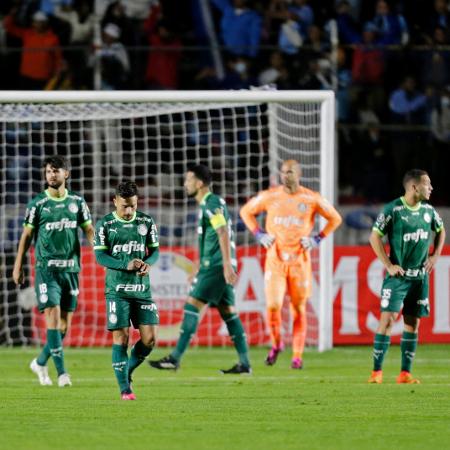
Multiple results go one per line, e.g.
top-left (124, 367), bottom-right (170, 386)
top-left (81, 222), bottom-right (95, 246)
top-left (216, 225), bottom-right (238, 286)
top-left (13, 226), bottom-right (34, 285)
top-left (424, 225), bottom-right (446, 274)
top-left (301, 196), bottom-right (342, 250)
top-left (369, 230), bottom-right (405, 277)
top-left (240, 192), bottom-right (274, 249)
top-left (137, 221), bottom-right (160, 276)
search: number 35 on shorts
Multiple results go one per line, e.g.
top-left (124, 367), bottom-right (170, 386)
top-left (381, 289), bottom-right (391, 308)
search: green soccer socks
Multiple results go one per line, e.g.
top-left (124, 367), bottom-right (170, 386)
top-left (112, 344), bottom-right (130, 393)
top-left (171, 303), bottom-right (200, 361)
top-left (222, 312), bottom-right (251, 368)
top-left (129, 340), bottom-right (153, 378)
top-left (37, 331), bottom-right (66, 366)
top-left (372, 333), bottom-right (390, 371)
top-left (47, 329), bottom-right (66, 376)
top-left (400, 331), bottom-right (418, 373)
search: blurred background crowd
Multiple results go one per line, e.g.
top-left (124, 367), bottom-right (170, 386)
top-left (1, 0), bottom-right (450, 205)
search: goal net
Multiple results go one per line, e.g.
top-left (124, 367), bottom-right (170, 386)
top-left (0, 90), bottom-right (335, 351)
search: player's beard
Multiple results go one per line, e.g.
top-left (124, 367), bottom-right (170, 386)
top-left (186, 188), bottom-right (197, 198)
top-left (47, 179), bottom-right (64, 189)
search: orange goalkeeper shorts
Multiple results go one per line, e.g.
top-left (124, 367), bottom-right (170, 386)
top-left (264, 252), bottom-right (312, 309)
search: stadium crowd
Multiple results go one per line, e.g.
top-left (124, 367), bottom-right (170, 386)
top-left (1, 0), bottom-right (450, 204)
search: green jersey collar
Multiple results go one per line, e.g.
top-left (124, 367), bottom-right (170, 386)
top-left (45, 188), bottom-right (68, 201)
top-left (400, 196), bottom-right (421, 211)
top-left (200, 191), bottom-right (212, 205)
top-left (113, 211), bottom-right (137, 223)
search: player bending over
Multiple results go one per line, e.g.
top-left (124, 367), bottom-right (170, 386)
top-left (240, 159), bottom-right (342, 369)
top-left (368, 169), bottom-right (445, 384)
top-left (150, 165), bottom-right (251, 374)
top-left (13, 155), bottom-right (94, 387)
top-left (94, 181), bottom-right (159, 400)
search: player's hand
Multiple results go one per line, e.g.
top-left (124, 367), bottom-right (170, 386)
top-left (424, 255), bottom-right (438, 274)
top-left (300, 235), bottom-right (321, 250)
top-left (127, 258), bottom-right (145, 272)
top-left (137, 262), bottom-right (151, 276)
top-left (255, 231), bottom-right (275, 249)
top-left (13, 266), bottom-right (24, 285)
top-left (223, 262), bottom-right (238, 286)
top-left (386, 264), bottom-right (405, 277)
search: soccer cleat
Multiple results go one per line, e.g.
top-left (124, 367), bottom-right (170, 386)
top-left (291, 357), bottom-right (303, 369)
top-left (220, 363), bottom-right (252, 375)
top-left (396, 371), bottom-right (420, 384)
top-left (57, 373), bottom-right (72, 387)
top-left (30, 358), bottom-right (53, 386)
top-left (367, 370), bottom-right (383, 384)
top-left (121, 391), bottom-right (137, 401)
top-left (265, 344), bottom-right (284, 366)
top-left (148, 355), bottom-right (179, 370)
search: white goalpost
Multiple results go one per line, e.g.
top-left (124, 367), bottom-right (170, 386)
top-left (0, 90), bottom-right (335, 352)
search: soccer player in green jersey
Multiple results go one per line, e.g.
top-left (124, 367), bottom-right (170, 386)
top-left (368, 169), bottom-right (445, 384)
top-left (149, 165), bottom-right (252, 374)
top-left (13, 155), bottom-right (95, 387)
top-left (94, 181), bottom-right (159, 400)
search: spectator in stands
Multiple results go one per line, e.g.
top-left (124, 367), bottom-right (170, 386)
top-left (54, 0), bottom-right (94, 45)
top-left (389, 76), bottom-right (433, 187)
top-left (101, 1), bottom-right (133, 46)
top-left (356, 121), bottom-right (391, 202)
top-left (389, 75), bottom-right (430, 124)
top-left (336, 47), bottom-right (353, 122)
top-left (91, 23), bottom-right (129, 90)
top-left (427, 0), bottom-right (450, 37)
top-left (53, 0), bottom-right (94, 88)
top-left (257, 50), bottom-right (292, 88)
top-left (352, 23), bottom-right (384, 86)
top-left (430, 91), bottom-right (450, 202)
top-left (210, 0), bottom-right (262, 58)
top-left (335, 0), bottom-right (361, 45)
top-left (4, 10), bottom-right (62, 90)
top-left (370, 0), bottom-right (409, 45)
top-left (421, 26), bottom-right (450, 89)
top-left (298, 58), bottom-right (331, 90)
top-left (351, 22), bottom-right (385, 115)
top-left (145, 20), bottom-right (182, 89)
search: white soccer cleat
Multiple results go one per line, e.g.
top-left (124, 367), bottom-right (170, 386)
top-left (30, 358), bottom-right (53, 386)
top-left (57, 373), bottom-right (72, 387)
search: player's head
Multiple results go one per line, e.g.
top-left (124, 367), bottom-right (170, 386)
top-left (280, 160), bottom-right (301, 189)
top-left (43, 155), bottom-right (69, 190)
top-left (114, 181), bottom-right (138, 220)
top-left (184, 165), bottom-right (211, 198)
top-left (403, 169), bottom-right (432, 200)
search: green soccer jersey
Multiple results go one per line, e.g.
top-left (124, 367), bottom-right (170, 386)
top-left (197, 192), bottom-right (237, 270)
top-left (373, 197), bottom-right (444, 279)
top-left (24, 189), bottom-right (92, 272)
top-left (94, 210), bottom-right (159, 300)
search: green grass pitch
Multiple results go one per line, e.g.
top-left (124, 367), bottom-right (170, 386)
top-left (1, 345), bottom-right (449, 450)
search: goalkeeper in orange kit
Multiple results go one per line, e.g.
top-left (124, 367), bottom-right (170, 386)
top-left (240, 160), bottom-right (342, 369)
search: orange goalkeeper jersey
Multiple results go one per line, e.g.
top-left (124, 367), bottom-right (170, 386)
top-left (240, 185), bottom-right (342, 261)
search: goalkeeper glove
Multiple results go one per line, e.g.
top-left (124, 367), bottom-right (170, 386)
top-left (300, 234), bottom-right (323, 250)
top-left (254, 229), bottom-right (275, 249)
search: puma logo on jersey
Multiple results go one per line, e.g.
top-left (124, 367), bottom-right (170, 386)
top-left (110, 228), bottom-right (118, 233)
top-left (43, 207), bottom-right (51, 213)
